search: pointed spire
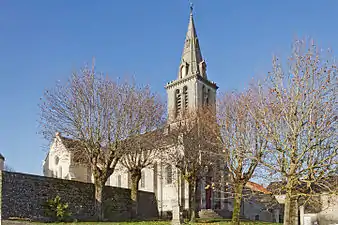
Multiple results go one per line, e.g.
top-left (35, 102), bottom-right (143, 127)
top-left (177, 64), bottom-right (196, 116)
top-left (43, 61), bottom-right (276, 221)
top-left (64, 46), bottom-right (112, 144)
top-left (178, 4), bottom-right (206, 79)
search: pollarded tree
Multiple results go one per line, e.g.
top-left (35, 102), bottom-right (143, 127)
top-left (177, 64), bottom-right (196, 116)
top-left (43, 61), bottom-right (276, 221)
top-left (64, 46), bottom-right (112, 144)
top-left (39, 63), bottom-right (164, 220)
top-left (217, 90), bottom-right (267, 225)
top-left (166, 107), bottom-right (220, 222)
top-left (119, 95), bottom-right (165, 218)
top-left (252, 40), bottom-right (338, 225)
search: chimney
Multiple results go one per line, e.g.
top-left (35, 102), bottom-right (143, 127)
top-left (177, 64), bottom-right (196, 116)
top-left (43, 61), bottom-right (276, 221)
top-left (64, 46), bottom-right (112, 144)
top-left (0, 153), bottom-right (5, 171)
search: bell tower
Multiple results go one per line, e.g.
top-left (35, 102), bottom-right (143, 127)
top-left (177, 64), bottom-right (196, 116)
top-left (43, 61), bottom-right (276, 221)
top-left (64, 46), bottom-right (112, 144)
top-left (165, 6), bottom-right (218, 123)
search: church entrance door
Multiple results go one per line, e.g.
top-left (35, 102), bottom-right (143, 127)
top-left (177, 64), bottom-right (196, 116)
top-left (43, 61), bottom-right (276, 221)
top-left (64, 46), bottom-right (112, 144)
top-left (205, 176), bottom-right (212, 209)
top-left (205, 188), bottom-right (212, 209)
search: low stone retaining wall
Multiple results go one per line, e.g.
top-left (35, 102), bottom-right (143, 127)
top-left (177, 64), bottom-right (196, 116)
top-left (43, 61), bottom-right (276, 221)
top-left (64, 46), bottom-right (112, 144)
top-left (0, 171), bottom-right (158, 221)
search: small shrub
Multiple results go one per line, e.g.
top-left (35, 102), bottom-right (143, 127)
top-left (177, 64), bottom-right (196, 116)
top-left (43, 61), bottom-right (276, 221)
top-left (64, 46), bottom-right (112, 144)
top-left (43, 195), bottom-right (71, 222)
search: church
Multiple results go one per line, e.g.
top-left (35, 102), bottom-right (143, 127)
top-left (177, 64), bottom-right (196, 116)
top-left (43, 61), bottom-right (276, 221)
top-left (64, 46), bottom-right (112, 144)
top-left (43, 8), bottom-right (281, 221)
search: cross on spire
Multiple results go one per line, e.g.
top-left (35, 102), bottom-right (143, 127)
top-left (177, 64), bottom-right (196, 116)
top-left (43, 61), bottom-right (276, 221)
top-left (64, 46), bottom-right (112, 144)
top-left (190, 1), bottom-right (194, 15)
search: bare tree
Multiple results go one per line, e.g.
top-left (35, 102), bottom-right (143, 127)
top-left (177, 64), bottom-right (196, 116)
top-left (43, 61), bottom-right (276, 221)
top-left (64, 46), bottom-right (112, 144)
top-left (252, 40), bottom-right (338, 225)
top-left (217, 90), bottom-right (267, 225)
top-left (119, 102), bottom-right (165, 218)
top-left (39, 63), bottom-right (164, 220)
top-left (166, 107), bottom-right (220, 222)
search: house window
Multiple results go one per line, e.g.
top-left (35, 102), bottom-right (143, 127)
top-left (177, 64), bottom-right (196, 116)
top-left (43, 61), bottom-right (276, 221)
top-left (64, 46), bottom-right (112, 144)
top-left (175, 89), bottom-right (181, 117)
top-left (58, 166), bottom-right (62, 179)
top-left (166, 165), bottom-right (173, 184)
top-left (183, 86), bottom-right (188, 111)
top-left (117, 175), bottom-right (121, 187)
top-left (140, 171), bottom-right (145, 188)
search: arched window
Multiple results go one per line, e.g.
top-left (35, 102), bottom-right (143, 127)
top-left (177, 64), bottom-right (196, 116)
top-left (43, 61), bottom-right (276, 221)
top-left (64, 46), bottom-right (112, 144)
top-left (175, 89), bottom-right (181, 117)
top-left (206, 89), bottom-right (210, 105)
top-left (117, 175), bottom-right (121, 187)
top-left (58, 166), bottom-right (62, 179)
top-left (180, 62), bottom-right (189, 79)
top-left (54, 156), bottom-right (59, 165)
top-left (180, 65), bottom-right (184, 79)
top-left (183, 86), bottom-right (188, 111)
top-left (199, 61), bottom-right (206, 77)
top-left (153, 163), bottom-right (158, 191)
top-left (202, 85), bottom-right (205, 106)
top-left (166, 165), bottom-right (173, 184)
top-left (140, 171), bottom-right (146, 188)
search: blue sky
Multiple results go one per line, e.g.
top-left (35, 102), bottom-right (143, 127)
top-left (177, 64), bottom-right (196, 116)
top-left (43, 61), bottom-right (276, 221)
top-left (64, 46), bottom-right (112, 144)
top-left (1, 0), bottom-right (338, 175)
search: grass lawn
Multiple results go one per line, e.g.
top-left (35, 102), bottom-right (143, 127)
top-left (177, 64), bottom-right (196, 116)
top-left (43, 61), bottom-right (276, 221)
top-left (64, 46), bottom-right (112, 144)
top-left (25, 219), bottom-right (281, 225)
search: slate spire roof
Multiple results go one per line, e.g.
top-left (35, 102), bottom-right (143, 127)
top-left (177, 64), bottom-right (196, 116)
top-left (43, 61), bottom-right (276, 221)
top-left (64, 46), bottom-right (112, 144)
top-left (179, 5), bottom-right (206, 79)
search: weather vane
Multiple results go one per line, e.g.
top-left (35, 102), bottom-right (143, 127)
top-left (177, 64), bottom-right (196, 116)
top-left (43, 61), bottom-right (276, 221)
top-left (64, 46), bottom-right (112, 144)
top-left (189, 0), bottom-right (194, 14)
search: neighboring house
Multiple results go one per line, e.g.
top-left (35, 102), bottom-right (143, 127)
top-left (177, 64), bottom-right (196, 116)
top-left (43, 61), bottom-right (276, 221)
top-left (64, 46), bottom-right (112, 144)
top-left (242, 181), bottom-right (283, 222)
top-left (267, 178), bottom-right (338, 225)
top-left (221, 181), bottom-right (283, 222)
top-left (42, 8), bottom-right (283, 222)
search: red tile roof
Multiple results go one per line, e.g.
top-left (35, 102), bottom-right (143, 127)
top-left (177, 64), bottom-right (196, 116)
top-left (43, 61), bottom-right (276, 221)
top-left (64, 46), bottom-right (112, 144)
top-left (245, 181), bottom-right (271, 194)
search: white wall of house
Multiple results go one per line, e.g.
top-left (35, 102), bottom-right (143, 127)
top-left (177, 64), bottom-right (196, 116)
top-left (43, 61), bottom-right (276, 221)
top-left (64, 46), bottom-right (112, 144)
top-left (44, 137), bottom-right (71, 179)
top-left (241, 201), bottom-right (274, 222)
top-left (317, 193), bottom-right (338, 225)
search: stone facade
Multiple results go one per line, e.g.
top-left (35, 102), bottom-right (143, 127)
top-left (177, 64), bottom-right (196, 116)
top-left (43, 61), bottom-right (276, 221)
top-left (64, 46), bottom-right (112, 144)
top-left (301, 193), bottom-right (338, 225)
top-left (0, 171), bottom-right (158, 221)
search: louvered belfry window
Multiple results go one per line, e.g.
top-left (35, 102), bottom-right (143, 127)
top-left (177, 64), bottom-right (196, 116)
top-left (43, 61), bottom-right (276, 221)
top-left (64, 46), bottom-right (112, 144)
top-left (175, 89), bottom-right (181, 117)
top-left (183, 86), bottom-right (188, 110)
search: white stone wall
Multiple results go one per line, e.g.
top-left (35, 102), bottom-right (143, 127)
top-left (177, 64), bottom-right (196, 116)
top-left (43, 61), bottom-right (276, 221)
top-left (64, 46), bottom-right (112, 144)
top-left (196, 79), bottom-right (216, 110)
top-left (109, 166), bottom-right (129, 188)
top-left (317, 194), bottom-right (338, 225)
top-left (45, 137), bottom-right (71, 179)
top-left (69, 164), bottom-right (90, 182)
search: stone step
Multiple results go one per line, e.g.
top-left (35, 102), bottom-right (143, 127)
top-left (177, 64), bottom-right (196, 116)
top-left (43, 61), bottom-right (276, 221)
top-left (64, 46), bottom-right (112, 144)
top-left (198, 209), bottom-right (223, 219)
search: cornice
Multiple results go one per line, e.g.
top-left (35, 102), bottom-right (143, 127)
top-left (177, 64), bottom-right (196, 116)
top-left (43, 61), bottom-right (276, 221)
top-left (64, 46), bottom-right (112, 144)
top-left (165, 74), bottom-right (218, 90)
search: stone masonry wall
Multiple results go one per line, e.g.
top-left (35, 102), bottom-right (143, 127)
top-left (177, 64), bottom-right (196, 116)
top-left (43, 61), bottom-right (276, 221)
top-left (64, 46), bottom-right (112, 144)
top-left (0, 171), bottom-right (158, 221)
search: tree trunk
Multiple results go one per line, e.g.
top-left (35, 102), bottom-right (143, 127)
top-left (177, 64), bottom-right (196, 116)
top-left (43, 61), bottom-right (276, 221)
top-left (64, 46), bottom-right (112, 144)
top-left (291, 197), bottom-right (299, 225)
top-left (188, 179), bottom-right (197, 222)
top-left (194, 179), bottom-right (199, 218)
top-left (94, 180), bottom-right (105, 221)
top-left (284, 181), bottom-right (296, 225)
top-left (231, 182), bottom-right (244, 225)
top-left (284, 192), bottom-right (292, 225)
top-left (130, 169), bottom-right (142, 219)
